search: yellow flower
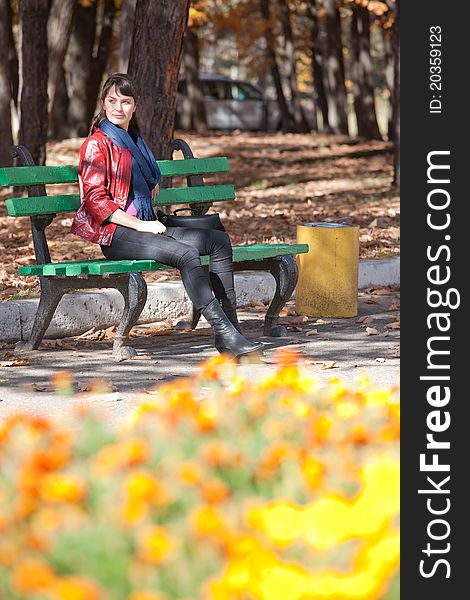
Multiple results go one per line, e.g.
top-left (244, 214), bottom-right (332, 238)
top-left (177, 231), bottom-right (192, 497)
top-left (178, 461), bottom-right (203, 486)
top-left (122, 472), bottom-right (170, 525)
top-left (40, 473), bottom-right (86, 503)
top-left (258, 565), bottom-right (307, 600)
top-left (138, 526), bottom-right (173, 565)
top-left (191, 505), bottom-right (230, 542)
top-left (126, 472), bottom-right (169, 505)
top-left (48, 576), bottom-right (102, 600)
top-left (11, 558), bottom-right (55, 595)
top-left (302, 457), bottom-right (326, 491)
top-left (336, 401), bottom-right (359, 419)
top-left (128, 591), bottom-right (168, 600)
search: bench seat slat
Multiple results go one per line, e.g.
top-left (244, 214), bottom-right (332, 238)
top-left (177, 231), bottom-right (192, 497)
top-left (0, 158), bottom-right (229, 187)
top-left (17, 244), bottom-right (309, 277)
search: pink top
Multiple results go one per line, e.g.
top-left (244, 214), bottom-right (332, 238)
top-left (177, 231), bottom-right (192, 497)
top-left (125, 200), bottom-right (138, 217)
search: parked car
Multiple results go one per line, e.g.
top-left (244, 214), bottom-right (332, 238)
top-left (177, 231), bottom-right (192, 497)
top-left (176, 73), bottom-right (314, 132)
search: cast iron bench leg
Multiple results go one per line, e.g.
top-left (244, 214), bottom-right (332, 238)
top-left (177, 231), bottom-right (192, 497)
top-left (265, 254), bottom-right (298, 337)
top-left (113, 273), bottom-right (148, 361)
top-left (15, 277), bottom-right (64, 352)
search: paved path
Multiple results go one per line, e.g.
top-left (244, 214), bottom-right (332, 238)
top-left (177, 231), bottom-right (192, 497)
top-left (0, 291), bottom-right (399, 427)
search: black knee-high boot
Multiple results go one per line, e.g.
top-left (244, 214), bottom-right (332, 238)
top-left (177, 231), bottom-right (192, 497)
top-left (202, 299), bottom-right (263, 358)
top-left (210, 273), bottom-right (243, 333)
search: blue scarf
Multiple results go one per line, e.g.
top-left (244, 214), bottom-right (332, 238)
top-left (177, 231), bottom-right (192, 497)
top-left (99, 118), bottom-right (161, 221)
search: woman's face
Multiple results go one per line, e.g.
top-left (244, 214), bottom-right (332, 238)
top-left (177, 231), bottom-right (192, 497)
top-left (103, 85), bottom-right (136, 130)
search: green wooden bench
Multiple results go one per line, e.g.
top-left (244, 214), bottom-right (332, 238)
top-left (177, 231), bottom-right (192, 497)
top-left (0, 140), bottom-right (308, 359)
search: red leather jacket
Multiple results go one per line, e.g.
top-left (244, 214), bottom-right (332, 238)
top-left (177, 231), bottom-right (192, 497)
top-left (70, 129), bottom-right (132, 246)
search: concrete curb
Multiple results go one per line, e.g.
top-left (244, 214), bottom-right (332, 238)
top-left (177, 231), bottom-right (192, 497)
top-left (0, 257), bottom-right (399, 343)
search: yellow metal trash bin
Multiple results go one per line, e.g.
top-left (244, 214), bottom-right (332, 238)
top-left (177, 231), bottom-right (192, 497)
top-left (296, 222), bottom-right (359, 317)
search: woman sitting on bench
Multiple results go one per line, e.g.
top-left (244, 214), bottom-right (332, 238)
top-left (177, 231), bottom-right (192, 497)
top-left (71, 74), bottom-right (262, 359)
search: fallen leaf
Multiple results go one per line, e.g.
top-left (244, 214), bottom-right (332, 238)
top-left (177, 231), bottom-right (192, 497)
top-left (318, 337), bottom-right (330, 341)
top-left (369, 217), bottom-right (391, 228)
top-left (356, 316), bottom-right (374, 324)
top-left (290, 325), bottom-right (302, 332)
top-left (0, 357), bottom-right (30, 367)
top-left (42, 339), bottom-right (77, 350)
top-left (305, 329), bottom-right (318, 336)
top-left (304, 358), bottom-right (317, 365)
top-left (278, 308), bottom-right (289, 317)
top-left (314, 319), bottom-right (328, 325)
top-left (380, 331), bottom-right (390, 337)
top-left (365, 299), bottom-right (379, 305)
top-left (385, 321), bottom-right (400, 330)
top-left (321, 361), bottom-right (337, 369)
top-left (365, 327), bottom-right (379, 336)
top-left (129, 355), bottom-right (152, 361)
top-left (389, 301), bottom-right (400, 311)
top-left (74, 328), bottom-right (96, 340)
top-left (31, 383), bottom-right (53, 392)
top-left (292, 315), bottom-right (309, 324)
top-left (375, 357), bottom-right (386, 363)
top-left (250, 299), bottom-right (265, 308)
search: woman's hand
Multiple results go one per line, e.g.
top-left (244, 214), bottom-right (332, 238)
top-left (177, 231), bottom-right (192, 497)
top-left (138, 219), bottom-right (167, 236)
top-left (151, 184), bottom-right (159, 201)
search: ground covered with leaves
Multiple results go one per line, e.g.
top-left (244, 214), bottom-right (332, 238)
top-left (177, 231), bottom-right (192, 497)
top-left (0, 132), bottom-right (399, 301)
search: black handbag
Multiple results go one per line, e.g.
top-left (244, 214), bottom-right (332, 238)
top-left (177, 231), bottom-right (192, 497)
top-left (156, 208), bottom-right (225, 232)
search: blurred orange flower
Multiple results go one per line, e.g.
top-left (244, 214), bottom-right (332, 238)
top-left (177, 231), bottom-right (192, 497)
top-left (11, 558), bottom-right (55, 594)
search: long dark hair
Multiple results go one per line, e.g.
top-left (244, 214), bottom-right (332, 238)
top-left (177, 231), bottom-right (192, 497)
top-left (89, 73), bottom-right (140, 135)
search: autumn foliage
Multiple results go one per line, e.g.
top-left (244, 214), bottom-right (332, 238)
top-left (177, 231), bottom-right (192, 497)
top-left (0, 350), bottom-right (399, 599)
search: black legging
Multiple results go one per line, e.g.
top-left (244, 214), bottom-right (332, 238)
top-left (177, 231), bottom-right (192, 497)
top-left (101, 225), bottom-right (235, 311)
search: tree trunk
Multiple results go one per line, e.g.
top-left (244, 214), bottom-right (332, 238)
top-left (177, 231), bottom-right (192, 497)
top-left (278, 0), bottom-right (311, 132)
top-left (392, 0), bottom-right (400, 186)
top-left (351, 6), bottom-right (382, 140)
top-left (47, 0), bottom-right (75, 136)
top-left (65, 0), bottom-right (97, 137)
top-left (309, 0), bottom-right (328, 132)
top-left (181, 28), bottom-right (208, 132)
top-left (118, 0), bottom-right (137, 72)
top-left (4, 0), bottom-right (19, 111)
top-left (50, 66), bottom-right (70, 140)
top-left (18, 0), bottom-right (49, 165)
top-left (323, 0), bottom-right (349, 135)
top-left (128, 0), bottom-right (189, 160)
top-left (383, 28), bottom-right (394, 141)
top-left (0, 0), bottom-right (14, 166)
top-left (260, 0), bottom-right (295, 133)
top-left (87, 0), bottom-right (116, 123)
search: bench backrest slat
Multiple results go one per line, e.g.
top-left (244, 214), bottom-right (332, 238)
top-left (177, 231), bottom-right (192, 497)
top-left (0, 157), bottom-right (229, 187)
top-left (158, 157), bottom-right (229, 176)
top-left (6, 194), bottom-right (80, 216)
top-left (6, 183), bottom-right (236, 216)
top-left (0, 165), bottom-right (78, 186)
top-left (155, 184), bottom-right (235, 206)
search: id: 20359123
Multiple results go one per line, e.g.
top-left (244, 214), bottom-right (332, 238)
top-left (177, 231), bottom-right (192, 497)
top-left (429, 25), bottom-right (442, 114)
